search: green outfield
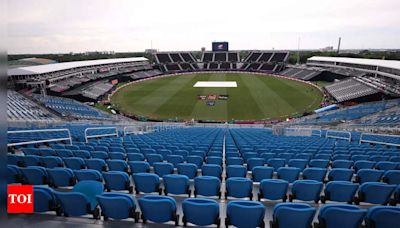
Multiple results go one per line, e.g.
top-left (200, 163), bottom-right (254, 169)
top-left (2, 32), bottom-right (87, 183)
top-left (111, 73), bottom-right (323, 121)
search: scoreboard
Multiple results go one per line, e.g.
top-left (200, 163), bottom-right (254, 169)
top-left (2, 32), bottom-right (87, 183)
top-left (212, 42), bottom-right (229, 52)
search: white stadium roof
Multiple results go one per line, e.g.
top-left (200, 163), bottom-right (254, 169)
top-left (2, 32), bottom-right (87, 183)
top-left (8, 57), bottom-right (148, 76)
top-left (308, 56), bottom-right (400, 70)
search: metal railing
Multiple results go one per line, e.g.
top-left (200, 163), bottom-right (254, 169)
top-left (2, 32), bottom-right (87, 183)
top-left (326, 130), bottom-right (352, 142)
top-left (84, 127), bottom-right (118, 143)
top-left (7, 128), bottom-right (72, 147)
top-left (359, 133), bottom-right (400, 147)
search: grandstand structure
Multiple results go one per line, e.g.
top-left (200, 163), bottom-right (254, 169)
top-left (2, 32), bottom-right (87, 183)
top-left (154, 52), bottom-right (199, 72)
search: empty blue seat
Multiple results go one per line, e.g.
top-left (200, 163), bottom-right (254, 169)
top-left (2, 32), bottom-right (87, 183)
top-left (290, 180), bottom-right (323, 203)
top-left (157, 149), bottom-right (172, 160)
top-left (106, 160), bottom-right (129, 173)
top-left (309, 159), bottom-right (330, 168)
top-left (55, 149), bottom-right (74, 158)
top-left (247, 158), bottom-right (265, 171)
top-left (226, 200), bottom-right (265, 228)
top-left (177, 163), bottom-right (198, 179)
top-left (226, 165), bottom-right (247, 178)
top-left (63, 157), bottom-right (86, 170)
top-left (186, 155), bottom-right (203, 168)
top-left (271, 203), bottom-right (316, 228)
top-left (252, 166), bottom-right (274, 182)
top-left (383, 170), bottom-right (400, 185)
top-left (375, 161), bottom-right (399, 171)
top-left (267, 158), bottom-right (286, 171)
top-left (182, 198), bottom-right (220, 227)
top-left (355, 182), bottom-right (396, 205)
top-left (354, 160), bottom-right (375, 172)
top-left (41, 156), bottom-right (63, 168)
top-left (96, 192), bottom-right (139, 221)
top-left (39, 148), bottom-right (56, 156)
top-left (20, 166), bottom-right (48, 185)
top-left (146, 154), bottom-right (163, 166)
top-left (128, 161), bottom-right (150, 174)
top-left (328, 168), bottom-right (354, 182)
top-left (127, 153), bottom-right (145, 161)
top-left (138, 195), bottom-right (178, 225)
top-left (110, 147), bottom-right (125, 153)
top-left (321, 181), bottom-right (359, 203)
top-left (225, 177), bottom-right (253, 200)
top-left (332, 160), bottom-right (354, 169)
top-left (91, 151), bottom-right (109, 160)
top-left (167, 155), bottom-right (184, 167)
top-left (47, 168), bottom-right (75, 187)
top-left (22, 155), bottom-right (41, 166)
top-left (74, 169), bottom-right (103, 182)
top-left (126, 148), bottom-right (141, 154)
top-left (206, 156), bottom-right (223, 166)
top-left (288, 159), bottom-right (308, 171)
top-left (202, 164), bottom-right (222, 179)
top-left (277, 167), bottom-right (300, 183)
top-left (85, 158), bottom-right (107, 172)
top-left (303, 167), bottom-right (327, 182)
top-left (94, 146), bottom-right (109, 152)
top-left (22, 148), bottom-right (40, 156)
top-left (175, 150), bottom-right (189, 159)
top-left (258, 179), bottom-right (288, 202)
top-left (103, 171), bottom-right (132, 193)
top-left (243, 152), bottom-right (258, 162)
top-left (109, 152), bottom-right (126, 160)
top-left (34, 186), bottom-right (56, 213)
top-left (356, 169), bottom-right (384, 183)
top-left (79, 145), bottom-right (94, 151)
top-left (54, 180), bottom-right (103, 218)
top-left (153, 162), bottom-right (174, 177)
top-left (226, 157), bottom-right (244, 166)
top-left (366, 206), bottom-right (400, 228)
top-left (194, 176), bottom-right (221, 198)
top-left (317, 204), bottom-right (366, 228)
top-left (73, 150), bottom-right (91, 159)
top-left (260, 153), bottom-right (275, 162)
top-left (132, 173), bottom-right (161, 194)
top-left (163, 174), bottom-right (191, 196)
top-left (7, 165), bottom-right (21, 183)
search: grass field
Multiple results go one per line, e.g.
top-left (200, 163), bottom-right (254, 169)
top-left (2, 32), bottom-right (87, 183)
top-left (111, 73), bottom-right (323, 121)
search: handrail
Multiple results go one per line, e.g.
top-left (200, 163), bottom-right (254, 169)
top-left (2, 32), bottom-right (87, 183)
top-left (84, 127), bottom-right (118, 143)
top-left (359, 133), bottom-right (400, 147)
top-left (123, 125), bottom-right (140, 136)
top-left (7, 128), bottom-right (72, 147)
top-left (326, 130), bottom-right (352, 142)
top-left (283, 127), bottom-right (321, 137)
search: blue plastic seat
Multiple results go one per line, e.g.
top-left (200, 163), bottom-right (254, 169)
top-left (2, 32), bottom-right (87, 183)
top-left (290, 180), bottom-right (323, 203)
top-left (194, 176), bottom-right (221, 198)
top-left (73, 150), bottom-right (91, 159)
top-left (22, 155), bottom-right (41, 166)
top-left (383, 170), bottom-right (400, 185)
top-left (20, 166), bottom-right (48, 185)
top-left (186, 155), bottom-right (203, 168)
top-left (110, 147), bottom-right (125, 153)
top-left (153, 162), bottom-right (174, 177)
top-left (247, 158), bottom-right (265, 171)
top-left (202, 164), bottom-right (222, 179)
top-left (303, 167), bottom-right (327, 182)
top-left (74, 169), bottom-right (103, 182)
top-left (258, 179), bottom-right (288, 202)
top-left (354, 160), bottom-right (375, 172)
top-left (54, 180), bottom-right (103, 218)
top-left (225, 177), bottom-right (253, 200)
top-left (277, 167), bottom-right (300, 183)
top-left (321, 181), bottom-right (359, 203)
top-left (332, 160), bottom-right (354, 169)
top-left (79, 145), bottom-right (94, 151)
top-left (63, 157), bottom-right (86, 170)
top-left (252, 166), bottom-right (274, 182)
top-left (288, 159), bottom-right (308, 171)
top-left (175, 150), bottom-right (189, 159)
top-left (167, 155), bottom-right (184, 168)
top-left (41, 156), bottom-right (64, 168)
top-left (106, 160), bottom-right (129, 173)
top-left (177, 163), bottom-right (198, 179)
top-left (39, 148), bottom-right (56, 156)
top-left (375, 161), bottom-right (399, 171)
top-left (226, 157), bottom-right (244, 166)
top-left (163, 174), bottom-right (191, 196)
top-left (206, 156), bottom-right (223, 166)
top-left (328, 168), bottom-right (354, 182)
top-left (182, 198), bottom-right (220, 227)
top-left (355, 182), bottom-right (396, 205)
top-left (128, 161), bottom-right (150, 174)
top-left (226, 200), bottom-right (265, 228)
top-left (7, 165), bottom-right (21, 183)
top-left (94, 146), bottom-right (109, 152)
top-left (55, 149), bottom-right (74, 158)
top-left (317, 204), bottom-right (366, 228)
top-left (126, 148), bottom-right (141, 154)
top-left (132, 173), bottom-right (161, 194)
top-left (356, 169), bottom-right (384, 183)
top-left (91, 151), bottom-right (109, 160)
top-left (267, 158), bottom-right (286, 171)
top-left (271, 203), bottom-right (316, 228)
top-left (138, 195), bottom-right (178, 225)
top-left (47, 168), bottom-right (75, 187)
top-left (243, 152), bottom-right (258, 162)
top-left (85, 158), bottom-right (107, 172)
top-left (127, 153), bottom-right (145, 161)
top-left (157, 149), bottom-right (172, 160)
top-left (34, 186), bottom-right (56, 213)
top-left (309, 159), bottom-right (330, 168)
top-left (226, 165), bottom-right (247, 178)
top-left (103, 171), bottom-right (133, 193)
top-left (366, 206), bottom-right (400, 228)
top-left (96, 192), bottom-right (139, 221)
top-left (260, 153), bottom-right (275, 162)
top-left (109, 152), bottom-right (126, 160)
top-left (146, 154), bottom-right (163, 166)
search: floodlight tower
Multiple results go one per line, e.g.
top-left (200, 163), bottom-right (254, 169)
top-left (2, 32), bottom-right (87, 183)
top-left (337, 37), bottom-right (341, 54)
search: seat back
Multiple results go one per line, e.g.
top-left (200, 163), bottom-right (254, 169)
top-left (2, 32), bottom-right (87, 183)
top-left (194, 176), bottom-right (221, 197)
top-left (227, 200), bottom-right (265, 228)
top-left (96, 192), bottom-right (136, 220)
top-left (182, 198), bottom-right (219, 226)
top-left (226, 177), bottom-right (253, 198)
top-left (273, 203), bottom-right (316, 228)
top-left (138, 195), bottom-right (177, 223)
top-left (366, 206), bottom-right (400, 228)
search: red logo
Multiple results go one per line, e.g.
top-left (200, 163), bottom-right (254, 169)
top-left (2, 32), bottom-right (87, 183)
top-left (8, 185), bottom-right (34, 213)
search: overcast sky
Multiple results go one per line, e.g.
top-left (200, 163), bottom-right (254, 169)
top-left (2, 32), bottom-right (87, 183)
top-left (7, 0), bottom-right (400, 54)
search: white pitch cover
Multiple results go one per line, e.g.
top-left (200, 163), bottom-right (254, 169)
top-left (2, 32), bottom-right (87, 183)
top-left (193, 81), bottom-right (237, 88)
